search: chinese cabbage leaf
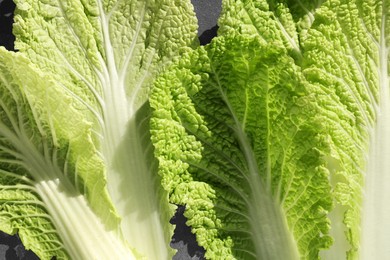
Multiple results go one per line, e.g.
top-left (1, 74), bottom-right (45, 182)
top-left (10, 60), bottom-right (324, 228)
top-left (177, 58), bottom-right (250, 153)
top-left (150, 0), bottom-right (390, 259)
top-left (0, 0), bottom-right (198, 259)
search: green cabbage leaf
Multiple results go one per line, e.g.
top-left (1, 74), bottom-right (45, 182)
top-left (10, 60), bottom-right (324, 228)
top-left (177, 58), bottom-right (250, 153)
top-left (150, 0), bottom-right (389, 259)
top-left (1, 0), bottom-right (389, 259)
top-left (0, 0), bottom-right (197, 259)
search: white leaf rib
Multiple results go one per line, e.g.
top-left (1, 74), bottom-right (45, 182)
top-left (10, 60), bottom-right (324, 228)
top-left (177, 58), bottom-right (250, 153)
top-left (210, 63), bottom-right (300, 259)
top-left (274, 16), bottom-right (301, 53)
top-left (360, 9), bottom-right (390, 258)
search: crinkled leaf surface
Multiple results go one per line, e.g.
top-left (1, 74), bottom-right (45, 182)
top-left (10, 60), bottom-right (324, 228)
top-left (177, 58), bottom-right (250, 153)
top-left (151, 0), bottom-right (390, 259)
top-left (0, 49), bottom-right (133, 259)
top-left (151, 35), bottom-right (333, 259)
top-left (0, 0), bottom-right (198, 259)
top-left (225, 0), bottom-right (389, 258)
top-left (300, 1), bottom-right (389, 258)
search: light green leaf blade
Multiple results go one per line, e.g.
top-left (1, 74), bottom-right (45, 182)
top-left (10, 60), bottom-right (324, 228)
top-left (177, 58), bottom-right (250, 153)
top-left (0, 48), bottom-right (136, 259)
top-left (218, 0), bottom-right (389, 259)
top-left (218, 0), bottom-right (301, 57)
top-left (150, 35), bottom-right (334, 259)
top-left (8, 0), bottom-right (199, 259)
top-left (0, 53), bottom-right (69, 258)
top-left (300, 0), bottom-right (389, 258)
top-left (0, 174), bottom-right (69, 260)
top-left (218, 0), bottom-right (324, 61)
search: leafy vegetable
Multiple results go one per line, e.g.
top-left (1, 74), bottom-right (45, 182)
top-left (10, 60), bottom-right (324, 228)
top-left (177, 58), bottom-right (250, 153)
top-left (1, 0), bottom-right (389, 259)
top-left (150, 0), bottom-right (389, 259)
top-left (0, 0), bottom-right (197, 259)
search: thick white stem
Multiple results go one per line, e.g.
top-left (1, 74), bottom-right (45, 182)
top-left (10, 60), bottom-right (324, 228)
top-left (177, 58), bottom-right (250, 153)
top-left (359, 15), bottom-right (390, 259)
top-left (34, 179), bottom-right (136, 260)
